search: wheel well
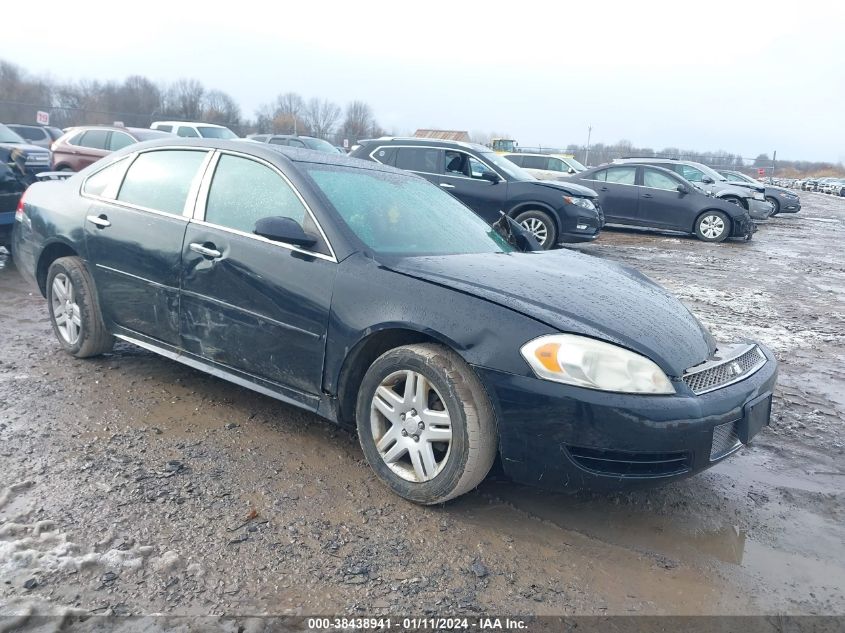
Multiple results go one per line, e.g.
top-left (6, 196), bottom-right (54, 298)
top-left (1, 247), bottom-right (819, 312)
top-left (36, 242), bottom-right (78, 297)
top-left (721, 195), bottom-right (747, 210)
top-left (335, 328), bottom-right (443, 426)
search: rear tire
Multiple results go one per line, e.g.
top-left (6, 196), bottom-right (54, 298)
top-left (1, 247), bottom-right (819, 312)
top-left (46, 256), bottom-right (114, 358)
top-left (766, 196), bottom-right (780, 216)
top-left (515, 210), bottom-right (557, 250)
top-left (694, 211), bottom-right (730, 243)
top-left (356, 343), bottom-right (497, 505)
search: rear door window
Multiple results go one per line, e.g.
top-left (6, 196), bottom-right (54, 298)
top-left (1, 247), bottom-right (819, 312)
top-left (522, 156), bottom-right (549, 170)
top-left (78, 130), bottom-right (110, 150)
top-left (395, 147), bottom-right (442, 173)
top-left (117, 150), bottom-right (208, 214)
top-left (605, 166), bottom-right (637, 185)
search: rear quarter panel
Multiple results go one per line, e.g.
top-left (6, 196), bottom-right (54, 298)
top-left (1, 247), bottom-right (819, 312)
top-left (13, 177), bottom-right (90, 292)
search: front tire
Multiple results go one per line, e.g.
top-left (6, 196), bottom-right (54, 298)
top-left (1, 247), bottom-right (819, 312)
top-left (46, 257), bottom-right (114, 358)
top-left (356, 343), bottom-right (497, 505)
top-left (694, 211), bottom-right (730, 242)
top-left (515, 210), bottom-right (557, 250)
top-left (766, 196), bottom-right (780, 216)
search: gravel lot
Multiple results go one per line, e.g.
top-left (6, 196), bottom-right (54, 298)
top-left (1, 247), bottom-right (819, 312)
top-left (1, 192), bottom-right (843, 622)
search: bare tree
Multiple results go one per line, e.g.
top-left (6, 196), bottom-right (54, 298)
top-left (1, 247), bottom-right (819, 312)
top-left (340, 100), bottom-right (376, 144)
top-left (303, 98), bottom-right (341, 139)
top-left (274, 92), bottom-right (305, 134)
top-left (203, 89), bottom-right (241, 125)
top-left (167, 78), bottom-right (205, 120)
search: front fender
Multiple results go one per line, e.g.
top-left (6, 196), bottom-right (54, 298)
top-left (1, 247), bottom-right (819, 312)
top-left (323, 253), bottom-right (554, 397)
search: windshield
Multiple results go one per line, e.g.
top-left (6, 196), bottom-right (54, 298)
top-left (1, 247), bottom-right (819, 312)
top-left (303, 164), bottom-right (515, 256)
top-left (303, 137), bottom-right (338, 153)
top-left (197, 126), bottom-right (238, 139)
top-left (695, 163), bottom-right (727, 181)
top-left (562, 156), bottom-right (587, 171)
top-left (480, 151), bottom-right (534, 181)
top-left (0, 124), bottom-right (26, 144)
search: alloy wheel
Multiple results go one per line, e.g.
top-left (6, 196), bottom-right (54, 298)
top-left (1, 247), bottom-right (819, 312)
top-left (51, 273), bottom-right (81, 345)
top-left (370, 370), bottom-right (452, 483)
top-left (700, 215), bottom-right (725, 239)
top-left (520, 218), bottom-right (548, 245)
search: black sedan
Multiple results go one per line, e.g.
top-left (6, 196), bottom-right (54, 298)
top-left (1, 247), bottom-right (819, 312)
top-left (12, 139), bottom-right (777, 504)
top-left (718, 170), bottom-right (801, 215)
top-left (568, 164), bottom-right (756, 242)
top-left (349, 137), bottom-right (603, 249)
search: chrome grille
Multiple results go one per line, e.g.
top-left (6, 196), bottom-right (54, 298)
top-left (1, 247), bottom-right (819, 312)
top-left (683, 345), bottom-right (766, 395)
top-left (711, 420), bottom-right (742, 460)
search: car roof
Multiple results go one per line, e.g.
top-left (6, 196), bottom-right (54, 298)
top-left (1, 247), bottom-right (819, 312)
top-left (359, 136), bottom-right (490, 153)
top-left (112, 137), bottom-right (414, 176)
top-left (60, 125), bottom-right (172, 138)
top-left (151, 121), bottom-right (229, 128)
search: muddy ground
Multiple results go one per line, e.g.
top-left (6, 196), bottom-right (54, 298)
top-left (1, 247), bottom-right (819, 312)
top-left (1, 192), bottom-right (843, 623)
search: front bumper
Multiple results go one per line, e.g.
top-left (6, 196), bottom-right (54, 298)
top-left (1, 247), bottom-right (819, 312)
top-left (474, 344), bottom-right (778, 492)
top-left (730, 213), bottom-right (756, 240)
top-left (747, 198), bottom-right (774, 220)
top-left (778, 196), bottom-right (801, 212)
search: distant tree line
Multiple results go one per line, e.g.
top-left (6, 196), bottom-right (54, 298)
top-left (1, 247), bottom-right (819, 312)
top-left (2, 58), bottom-right (840, 175)
top-left (0, 59), bottom-right (385, 145)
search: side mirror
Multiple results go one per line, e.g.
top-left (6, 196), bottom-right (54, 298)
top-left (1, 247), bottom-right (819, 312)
top-left (568, 167), bottom-right (575, 174)
top-left (481, 171), bottom-right (501, 184)
top-left (701, 176), bottom-right (714, 184)
top-left (253, 216), bottom-right (317, 247)
top-left (676, 184), bottom-right (689, 194)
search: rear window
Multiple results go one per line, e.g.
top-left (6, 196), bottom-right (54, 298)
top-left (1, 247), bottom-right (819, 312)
top-left (83, 158), bottom-right (128, 198)
top-left (13, 126), bottom-right (47, 142)
top-left (117, 150), bottom-right (208, 214)
top-left (108, 132), bottom-right (135, 151)
top-left (155, 124), bottom-right (173, 132)
top-left (177, 126), bottom-right (200, 138)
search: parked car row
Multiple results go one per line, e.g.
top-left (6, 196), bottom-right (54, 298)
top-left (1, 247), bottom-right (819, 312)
top-left (348, 138), bottom-right (604, 249)
top-left (11, 138), bottom-right (778, 504)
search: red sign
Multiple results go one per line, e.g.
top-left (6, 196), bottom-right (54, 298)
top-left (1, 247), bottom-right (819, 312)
top-left (757, 168), bottom-right (765, 176)
top-left (36, 111), bottom-right (49, 125)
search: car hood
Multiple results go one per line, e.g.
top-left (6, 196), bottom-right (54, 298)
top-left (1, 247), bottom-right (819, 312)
top-left (528, 178), bottom-right (599, 198)
top-left (385, 250), bottom-right (716, 376)
top-left (0, 141), bottom-right (51, 156)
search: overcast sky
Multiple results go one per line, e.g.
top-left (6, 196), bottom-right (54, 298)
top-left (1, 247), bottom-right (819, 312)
top-left (4, 1), bottom-right (844, 162)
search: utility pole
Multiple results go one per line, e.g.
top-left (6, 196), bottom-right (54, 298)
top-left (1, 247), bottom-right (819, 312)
top-left (771, 150), bottom-right (776, 181)
top-left (584, 125), bottom-right (592, 167)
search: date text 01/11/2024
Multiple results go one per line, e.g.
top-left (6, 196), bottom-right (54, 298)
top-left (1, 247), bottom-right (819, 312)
top-left (306, 617), bottom-right (529, 630)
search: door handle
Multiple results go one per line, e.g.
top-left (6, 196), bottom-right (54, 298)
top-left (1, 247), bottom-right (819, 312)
top-left (189, 242), bottom-right (222, 259)
top-left (86, 214), bottom-right (111, 228)
top-left (600, 186), bottom-right (608, 191)
top-left (439, 183), bottom-right (455, 189)
top-left (642, 193), bottom-right (653, 198)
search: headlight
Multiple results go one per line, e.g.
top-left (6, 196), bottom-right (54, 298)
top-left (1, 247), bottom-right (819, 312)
top-left (520, 334), bottom-right (675, 394)
top-left (752, 192), bottom-right (765, 201)
top-left (564, 196), bottom-right (595, 210)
